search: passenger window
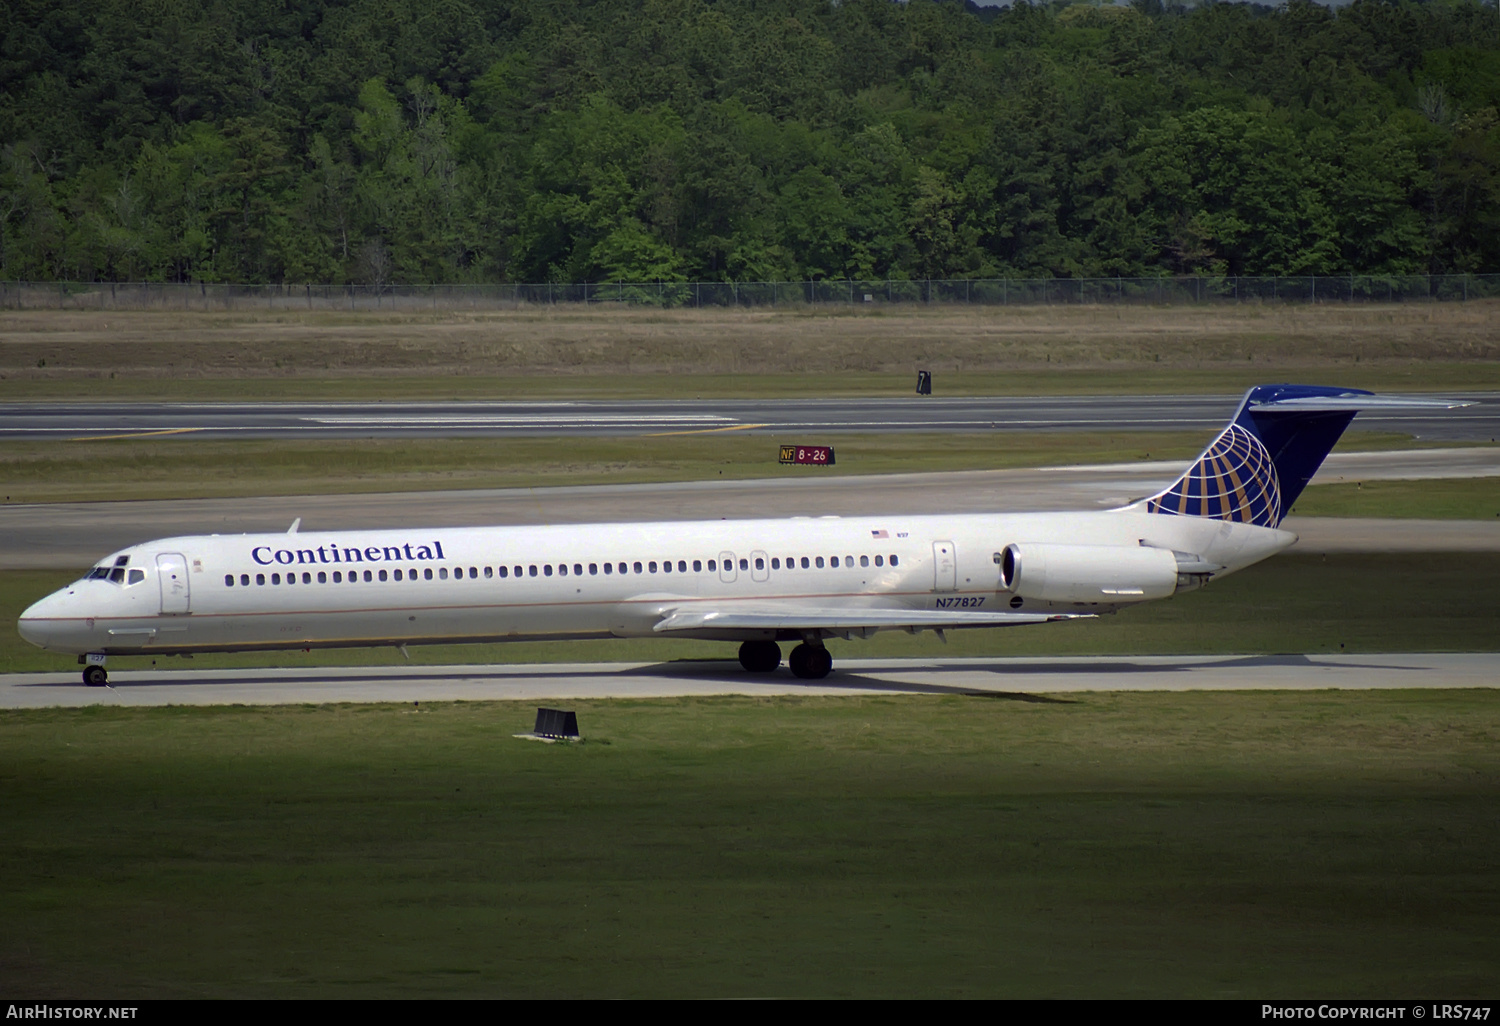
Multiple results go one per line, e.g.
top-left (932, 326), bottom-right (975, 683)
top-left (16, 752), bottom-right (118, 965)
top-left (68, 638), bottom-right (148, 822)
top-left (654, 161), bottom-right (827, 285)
top-left (332, 572), bottom-right (341, 583)
top-left (363, 570), bottom-right (373, 582)
top-left (318, 571), bottom-right (327, 583)
top-left (829, 556), bottom-right (839, 568)
top-left (890, 554), bottom-right (899, 566)
top-left (649, 561), bottom-right (657, 573)
top-left (771, 558), bottom-right (779, 570)
top-left (603, 563), bottom-right (613, 575)
top-left (634, 562), bottom-right (643, 574)
top-left (394, 569), bottom-right (403, 581)
top-left (618, 563), bottom-right (627, 574)
top-left (498, 566), bottom-right (508, 578)
top-left (559, 564), bottom-right (568, 576)
top-left (543, 565), bottom-right (552, 577)
top-left (845, 555), bottom-right (853, 566)
top-left (424, 568), bottom-right (433, 580)
top-left (589, 563), bottom-right (598, 575)
top-left (574, 564), bottom-right (583, 576)
top-left (257, 573), bottom-right (265, 585)
top-left (677, 560), bottom-right (686, 573)
top-left (874, 555), bottom-right (883, 567)
top-left (755, 557), bottom-right (764, 570)
top-left (860, 555), bottom-right (869, 567)
top-left (241, 574), bottom-right (250, 586)
top-left (484, 566), bottom-right (493, 578)
top-left (529, 565), bottom-right (538, 577)
top-left (800, 557), bottom-right (810, 569)
top-left (736, 558), bottom-right (745, 571)
top-left (661, 560), bottom-right (671, 573)
top-left (272, 573), bottom-right (282, 584)
top-left (303, 572), bottom-right (312, 584)
top-left (224, 574), bottom-right (233, 587)
top-left (693, 559), bottom-right (702, 572)
top-left (707, 560), bottom-right (716, 572)
top-left (815, 557), bottom-right (824, 569)
top-left (439, 567), bottom-right (448, 579)
top-left (470, 567), bottom-right (478, 579)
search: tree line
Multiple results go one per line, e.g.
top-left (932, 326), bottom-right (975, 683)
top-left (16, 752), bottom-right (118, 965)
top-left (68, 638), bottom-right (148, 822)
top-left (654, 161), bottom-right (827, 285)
top-left (2, 0), bottom-right (1498, 285)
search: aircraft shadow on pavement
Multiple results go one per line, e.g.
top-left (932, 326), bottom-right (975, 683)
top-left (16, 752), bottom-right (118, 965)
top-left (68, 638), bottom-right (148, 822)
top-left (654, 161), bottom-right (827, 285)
top-left (23, 652), bottom-right (1427, 696)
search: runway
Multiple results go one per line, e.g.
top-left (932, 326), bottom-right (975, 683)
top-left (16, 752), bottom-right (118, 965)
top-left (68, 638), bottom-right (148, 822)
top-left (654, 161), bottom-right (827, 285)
top-left (3, 392), bottom-right (1496, 440)
top-left (2, 653), bottom-right (1494, 708)
top-left (2, 448), bottom-right (1496, 568)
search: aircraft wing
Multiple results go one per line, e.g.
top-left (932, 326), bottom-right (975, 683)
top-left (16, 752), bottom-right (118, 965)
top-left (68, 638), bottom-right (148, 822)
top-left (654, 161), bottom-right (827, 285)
top-left (652, 606), bottom-right (1088, 634)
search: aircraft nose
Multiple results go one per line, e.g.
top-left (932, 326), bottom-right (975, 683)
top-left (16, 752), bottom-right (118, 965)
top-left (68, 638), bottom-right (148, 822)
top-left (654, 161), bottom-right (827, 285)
top-left (17, 590), bottom-right (79, 650)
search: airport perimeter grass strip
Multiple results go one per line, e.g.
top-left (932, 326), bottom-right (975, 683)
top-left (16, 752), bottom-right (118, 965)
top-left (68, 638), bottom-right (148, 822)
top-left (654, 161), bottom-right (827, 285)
top-left (4, 553), bottom-right (1499, 675)
top-left (0, 430), bottom-right (1485, 505)
top-left (2, 690), bottom-right (1497, 997)
top-left (6, 365), bottom-right (1500, 401)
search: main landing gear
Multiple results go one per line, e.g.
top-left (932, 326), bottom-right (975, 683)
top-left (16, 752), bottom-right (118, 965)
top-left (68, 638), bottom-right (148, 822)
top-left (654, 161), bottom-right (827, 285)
top-left (788, 643), bottom-right (833, 680)
top-left (738, 640), bottom-right (781, 673)
top-left (738, 640), bottom-right (834, 679)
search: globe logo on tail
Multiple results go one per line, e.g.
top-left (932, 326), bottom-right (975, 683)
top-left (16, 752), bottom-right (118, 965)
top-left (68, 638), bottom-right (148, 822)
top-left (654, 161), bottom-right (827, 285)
top-left (1144, 423), bottom-right (1282, 527)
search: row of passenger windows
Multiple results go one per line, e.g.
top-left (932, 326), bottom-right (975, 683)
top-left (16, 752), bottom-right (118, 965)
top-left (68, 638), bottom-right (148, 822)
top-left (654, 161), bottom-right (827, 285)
top-left (224, 553), bottom-right (900, 587)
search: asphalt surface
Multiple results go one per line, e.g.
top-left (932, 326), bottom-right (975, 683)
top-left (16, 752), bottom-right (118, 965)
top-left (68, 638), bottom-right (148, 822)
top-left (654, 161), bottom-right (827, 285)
top-left (3, 654), bottom-right (1494, 708)
top-left (4, 392), bottom-right (1497, 440)
top-left (3, 449), bottom-right (1497, 569)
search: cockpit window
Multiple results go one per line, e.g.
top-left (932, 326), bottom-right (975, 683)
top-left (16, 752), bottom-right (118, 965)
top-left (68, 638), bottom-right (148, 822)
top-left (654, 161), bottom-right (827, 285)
top-left (84, 556), bottom-right (137, 585)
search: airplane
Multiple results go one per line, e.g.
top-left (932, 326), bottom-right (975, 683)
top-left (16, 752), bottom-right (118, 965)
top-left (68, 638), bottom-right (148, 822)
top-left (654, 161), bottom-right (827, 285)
top-left (18, 384), bottom-right (1472, 687)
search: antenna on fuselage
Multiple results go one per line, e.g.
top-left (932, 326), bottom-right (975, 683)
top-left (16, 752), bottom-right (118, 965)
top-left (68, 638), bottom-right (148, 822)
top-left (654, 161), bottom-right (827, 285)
top-left (287, 518), bottom-right (301, 534)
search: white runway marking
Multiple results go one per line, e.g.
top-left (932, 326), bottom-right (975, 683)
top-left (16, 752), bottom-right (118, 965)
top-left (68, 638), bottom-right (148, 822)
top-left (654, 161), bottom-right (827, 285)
top-left (3, 653), bottom-right (1495, 708)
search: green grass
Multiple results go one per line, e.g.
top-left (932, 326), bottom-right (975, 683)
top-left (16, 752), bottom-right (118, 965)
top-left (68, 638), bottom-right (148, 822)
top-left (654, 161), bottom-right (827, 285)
top-left (7, 365), bottom-right (1500, 401)
top-left (7, 553), bottom-right (1499, 675)
top-left (0, 431), bottom-right (1214, 504)
top-left (0, 429), bottom-right (1475, 504)
top-left (2, 691), bottom-right (1497, 997)
top-left (1291, 478), bottom-right (1500, 519)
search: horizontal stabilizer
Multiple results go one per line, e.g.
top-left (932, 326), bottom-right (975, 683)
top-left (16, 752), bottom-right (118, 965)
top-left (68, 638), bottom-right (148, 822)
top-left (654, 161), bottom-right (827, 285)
top-left (1250, 394), bottom-right (1474, 413)
top-left (653, 606), bottom-right (1086, 633)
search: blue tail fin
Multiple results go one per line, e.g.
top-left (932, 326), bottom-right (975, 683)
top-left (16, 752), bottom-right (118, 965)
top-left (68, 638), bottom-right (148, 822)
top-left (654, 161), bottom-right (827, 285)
top-left (1136, 384), bottom-right (1372, 528)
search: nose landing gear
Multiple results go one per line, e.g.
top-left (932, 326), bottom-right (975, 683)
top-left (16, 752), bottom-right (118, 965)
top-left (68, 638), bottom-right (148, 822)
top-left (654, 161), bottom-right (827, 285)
top-left (788, 643), bottom-right (833, 680)
top-left (83, 665), bottom-right (108, 687)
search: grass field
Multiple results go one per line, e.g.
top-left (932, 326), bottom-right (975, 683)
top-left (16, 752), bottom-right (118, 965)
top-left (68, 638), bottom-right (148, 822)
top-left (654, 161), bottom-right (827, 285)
top-left (2, 303), bottom-right (1497, 399)
top-left (2, 690), bottom-right (1496, 997)
top-left (6, 553), bottom-right (1499, 675)
top-left (0, 429), bottom-right (1484, 505)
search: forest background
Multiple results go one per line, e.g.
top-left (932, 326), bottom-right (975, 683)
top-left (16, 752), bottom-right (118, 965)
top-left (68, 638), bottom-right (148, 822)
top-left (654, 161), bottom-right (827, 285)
top-left (2, 0), bottom-right (1499, 287)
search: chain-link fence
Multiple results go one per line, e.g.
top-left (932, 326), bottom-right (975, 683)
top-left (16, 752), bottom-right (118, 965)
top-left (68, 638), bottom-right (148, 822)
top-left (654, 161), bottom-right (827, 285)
top-left (2, 274), bottom-right (1497, 311)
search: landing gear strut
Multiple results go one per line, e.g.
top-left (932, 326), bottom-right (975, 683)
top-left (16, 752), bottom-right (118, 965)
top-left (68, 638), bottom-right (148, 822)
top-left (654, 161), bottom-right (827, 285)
top-left (788, 643), bottom-right (833, 680)
top-left (83, 665), bottom-right (108, 687)
top-left (738, 640), bottom-right (781, 673)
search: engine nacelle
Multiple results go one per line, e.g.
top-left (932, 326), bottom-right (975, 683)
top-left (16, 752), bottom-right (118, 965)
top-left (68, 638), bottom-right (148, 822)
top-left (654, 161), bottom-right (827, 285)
top-left (998, 543), bottom-right (1181, 604)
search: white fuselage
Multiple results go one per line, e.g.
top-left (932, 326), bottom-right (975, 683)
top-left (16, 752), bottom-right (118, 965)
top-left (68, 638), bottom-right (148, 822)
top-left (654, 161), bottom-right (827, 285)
top-left (18, 509), bottom-right (1295, 657)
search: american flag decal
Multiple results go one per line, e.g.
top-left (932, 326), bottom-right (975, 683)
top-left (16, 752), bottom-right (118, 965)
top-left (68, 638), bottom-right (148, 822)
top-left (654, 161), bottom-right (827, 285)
top-left (871, 529), bottom-right (889, 538)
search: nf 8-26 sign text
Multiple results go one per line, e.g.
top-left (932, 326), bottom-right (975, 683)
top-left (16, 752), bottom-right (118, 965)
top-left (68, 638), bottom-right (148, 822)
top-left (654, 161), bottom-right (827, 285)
top-left (779, 445), bottom-right (835, 466)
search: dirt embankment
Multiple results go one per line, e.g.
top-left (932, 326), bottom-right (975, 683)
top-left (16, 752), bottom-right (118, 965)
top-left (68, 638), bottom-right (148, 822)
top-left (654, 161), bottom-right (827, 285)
top-left (2, 303), bottom-right (1497, 382)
